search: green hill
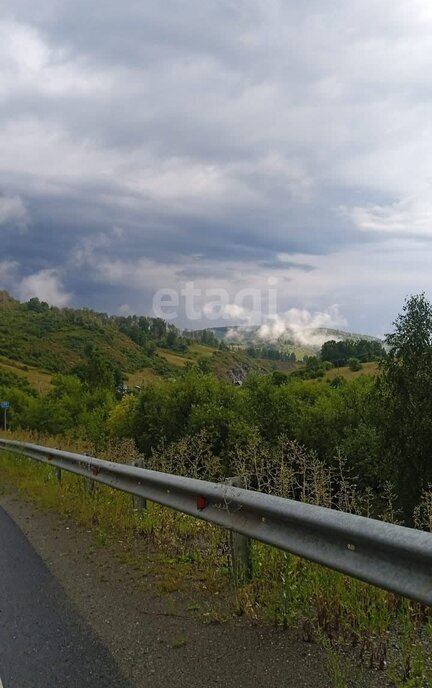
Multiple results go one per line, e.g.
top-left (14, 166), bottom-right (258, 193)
top-left (0, 292), bottom-right (156, 374)
top-left (0, 292), bottom-right (280, 386)
top-left (128, 342), bottom-right (296, 388)
top-left (7, 293), bottom-right (387, 391)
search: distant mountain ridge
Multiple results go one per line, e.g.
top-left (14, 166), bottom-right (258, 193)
top-left (201, 325), bottom-right (382, 356)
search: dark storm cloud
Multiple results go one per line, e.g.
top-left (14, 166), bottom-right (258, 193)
top-left (2, 1), bottom-right (432, 331)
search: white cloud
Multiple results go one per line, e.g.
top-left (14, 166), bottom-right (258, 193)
top-left (223, 304), bottom-right (347, 347)
top-left (2, 2), bottom-right (432, 227)
top-left (257, 306), bottom-right (347, 346)
top-left (343, 193), bottom-right (432, 236)
top-left (222, 304), bottom-right (252, 321)
top-left (0, 120), bottom-right (121, 190)
top-left (0, 261), bottom-right (72, 308)
top-left (0, 19), bottom-right (110, 99)
top-left (18, 269), bottom-right (71, 306)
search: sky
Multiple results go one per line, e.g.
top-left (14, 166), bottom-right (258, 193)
top-left (1, 0), bottom-right (432, 336)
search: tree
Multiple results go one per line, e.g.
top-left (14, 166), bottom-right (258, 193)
top-left (107, 394), bottom-right (138, 438)
top-left (82, 349), bottom-right (115, 390)
top-left (26, 297), bottom-right (50, 313)
top-left (321, 339), bottom-right (384, 367)
top-left (377, 293), bottom-right (432, 520)
top-left (348, 357), bottom-right (362, 372)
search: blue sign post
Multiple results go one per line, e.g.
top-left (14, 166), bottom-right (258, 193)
top-left (1, 401), bottom-right (9, 431)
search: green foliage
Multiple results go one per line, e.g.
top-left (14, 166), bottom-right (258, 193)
top-left (321, 338), bottom-right (384, 367)
top-left (0, 368), bottom-right (37, 395)
top-left (116, 315), bottom-right (190, 353)
top-left (129, 368), bottom-right (379, 482)
top-left (14, 374), bottom-right (114, 443)
top-left (271, 370), bottom-right (289, 385)
top-left (107, 394), bottom-right (138, 438)
top-left (329, 375), bottom-right (345, 388)
top-left (246, 344), bottom-right (297, 362)
top-left (78, 349), bottom-right (116, 390)
top-left (377, 293), bottom-right (432, 519)
top-left (132, 371), bottom-right (248, 465)
top-left (292, 356), bottom-right (330, 379)
top-left (347, 357), bottom-right (362, 372)
top-left (0, 292), bottom-right (190, 378)
top-left (184, 328), bottom-right (222, 347)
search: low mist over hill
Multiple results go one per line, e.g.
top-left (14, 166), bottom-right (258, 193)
top-left (200, 325), bottom-right (382, 358)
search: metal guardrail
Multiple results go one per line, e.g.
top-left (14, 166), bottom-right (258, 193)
top-left (1, 438), bottom-right (432, 605)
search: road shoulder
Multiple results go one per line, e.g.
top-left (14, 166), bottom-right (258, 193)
top-left (0, 490), bottom-right (381, 687)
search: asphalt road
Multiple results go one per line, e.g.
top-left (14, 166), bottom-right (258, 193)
top-left (0, 506), bottom-right (133, 688)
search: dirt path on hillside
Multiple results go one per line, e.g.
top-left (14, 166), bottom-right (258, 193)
top-left (0, 491), bottom-right (385, 688)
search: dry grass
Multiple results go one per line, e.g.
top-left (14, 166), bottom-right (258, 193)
top-left (324, 362), bottom-right (379, 382)
top-left (0, 356), bottom-right (53, 392)
top-left (127, 344), bottom-right (217, 382)
top-left (157, 349), bottom-right (192, 367)
top-left (0, 429), bottom-right (144, 464)
top-left (126, 367), bottom-right (164, 387)
top-left (187, 343), bottom-right (217, 358)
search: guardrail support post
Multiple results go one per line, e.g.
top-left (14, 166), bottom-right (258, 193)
top-left (81, 453), bottom-right (96, 496)
top-left (132, 459), bottom-right (147, 513)
top-left (226, 477), bottom-right (252, 585)
top-left (54, 466), bottom-right (62, 484)
top-left (84, 477), bottom-right (95, 496)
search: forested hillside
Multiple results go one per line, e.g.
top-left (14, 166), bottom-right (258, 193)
top-left (0, 290), bottom-right (179, 375)
top-left (0, 291), bottom-right (295, 384)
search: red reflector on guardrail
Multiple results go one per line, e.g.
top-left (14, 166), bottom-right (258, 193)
top-left (197, 496), bottom-right (207, 510)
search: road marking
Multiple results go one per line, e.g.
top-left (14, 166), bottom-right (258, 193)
top-left (0, 677), bottom-right (4, 687)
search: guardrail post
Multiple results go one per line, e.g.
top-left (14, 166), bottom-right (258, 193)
top-left (226, 476), bottom-right (252, 585)
top-left (54, 466), bottom-right (62, 484)
top-left (132, 459), bottom-right (147, 513)
top-left (84, 477), bottom-right (95, 496)
top-left (81, 454), bottom-right (96, 496)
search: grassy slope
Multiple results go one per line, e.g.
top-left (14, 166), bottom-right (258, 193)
top-left (324, 361), bottom-right (379, 381)
top-left (158, 349), bottom-right (192, 367)
top-left (133, 344), bottom-right (296, 382)
top-left (126, 367), bottom-right (164, 387)
top-left (0, 356), bottom-right (52, 393)
top-left (0, 292), bottom-right (155, 375)
top-left (209, 349), bottom-right (265, 376)
top-left (0, 293), bottom-right (378, 390)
